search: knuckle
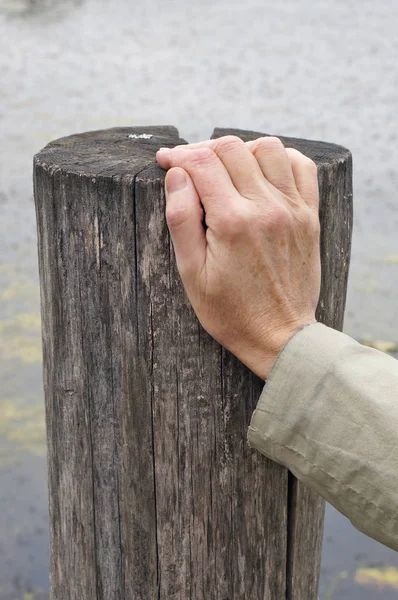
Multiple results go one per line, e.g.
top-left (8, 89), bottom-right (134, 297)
top-left (296, 206), bottom-right (320, 233)
top-left (304, 155), bottom-right (318, 173)
top-left (165, 204), bottom-right (187, 230)
top-left (308, 156), bottom-right (317, 169)
top-left (265, 136), bottom-right (285, 148)
top-left (266, 204), bottom-right (292, 232)
top-left (214, 135), bottom-right (244, 154)
top-left (252, 136), bottom-right (285, 155)
top-left (288, 148), bottom-right (317, 171)
top-left (285, 147), bottom-right (301, 160)
top-left (217, 204), bottom-right (249, 238)
top-left (218, 214), bottom-right (241, 238)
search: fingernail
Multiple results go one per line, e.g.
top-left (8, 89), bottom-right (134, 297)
top-left (166, 168), bottom-right (187, 194)
top-left (157, 147), bottom-right (170, 155)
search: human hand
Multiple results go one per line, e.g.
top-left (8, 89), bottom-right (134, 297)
top-left (156, 136), bottom-right (321, 380)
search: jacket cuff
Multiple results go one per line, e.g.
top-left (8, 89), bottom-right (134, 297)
top-left (247, 321), bottom-right (398, 551)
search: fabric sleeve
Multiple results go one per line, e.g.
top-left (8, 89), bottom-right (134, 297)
top-left (247, 322), bottom-right (398, 551)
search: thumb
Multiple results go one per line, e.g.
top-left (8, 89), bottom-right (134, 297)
top-left (165, 167), bottom-right (207, 283)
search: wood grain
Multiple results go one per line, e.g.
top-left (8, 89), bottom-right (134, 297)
top-left (34, 125), bottom-right (352, 599)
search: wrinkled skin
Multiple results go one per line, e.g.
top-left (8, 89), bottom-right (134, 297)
top-left (156, 135), bottom-right (321, 380)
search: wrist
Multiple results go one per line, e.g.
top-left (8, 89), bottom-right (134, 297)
top-left (242, 320), bottom-right (316, 380)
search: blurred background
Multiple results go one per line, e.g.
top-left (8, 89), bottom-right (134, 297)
top-left (1, 0), bottom-right (398, 598)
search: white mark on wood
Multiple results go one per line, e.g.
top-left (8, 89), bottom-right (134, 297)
top-left (94, 214), bottom-right (100, 268)
top-left (128, 134), bottom-right (153, 140)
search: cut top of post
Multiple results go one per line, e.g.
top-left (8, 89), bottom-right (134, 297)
top-left (34, 125), bottom-right (351, 180)
top-left (34, 125), bottom-right (186, 179)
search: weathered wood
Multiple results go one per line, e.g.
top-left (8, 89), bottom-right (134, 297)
top-left (34, 125), bottom-right (352, 600)
top-left (213, 128), bottom-right (353, 600)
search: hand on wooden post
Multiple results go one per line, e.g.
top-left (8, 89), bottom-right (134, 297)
top-left (156, 135), bottom-right (321, 380)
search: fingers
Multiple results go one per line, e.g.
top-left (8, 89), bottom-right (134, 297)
top-left (285, 148), bottom-right (319, 212)
top-left (246, 137), bottom-right (298, 197)
top-left (157, 136), bottom-right (319, 219)
top-left (158, 136), bottom-right (269, 200)
top-left (164, 168), bottom-right (207, 283)
top-left (157, 145), bottom-right (239, 216)
top-left (245, 138), bottom-right (319, 212)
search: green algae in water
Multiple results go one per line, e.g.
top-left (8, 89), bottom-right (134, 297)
top-left (0, 311), bottom-right (42, 364)
top-left (322, 571), bottom-right (348, 600)
top-left (355, 566), bottom-right (398, 590)
top-left (0, 269), bottom-right (45, 464)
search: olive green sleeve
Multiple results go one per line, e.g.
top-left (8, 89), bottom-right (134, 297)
top-left (247, 322), bottom-right (398, 551)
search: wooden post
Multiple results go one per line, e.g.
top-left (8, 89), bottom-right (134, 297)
top-left (34, 126), bottom-right (352, 600)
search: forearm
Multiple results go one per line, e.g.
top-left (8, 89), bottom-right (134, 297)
top-left (248, 323), bottom-right (398, 551)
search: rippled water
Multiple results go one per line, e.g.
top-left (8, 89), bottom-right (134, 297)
top-left (1, 0), bottom-right (398, 597)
